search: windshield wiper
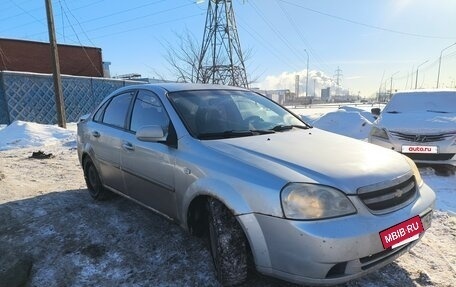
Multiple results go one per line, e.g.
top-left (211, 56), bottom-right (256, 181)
top-left (198, 130), bottom-right (255, 140)
top-left (249, 129), bottom-right (276, 135)
top-left (386, 111), bottom-right (401, 114)
top-left (198, 125), bottom-right (309, 139)
top-left (427, 110), bottom-right (449, 114)
top-left (270, 124), bottom-right (309, 132)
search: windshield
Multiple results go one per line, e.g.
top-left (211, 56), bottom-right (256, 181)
top-left (168, 89), bottom-right (308, 139)
top-left (384, 91), bottom-right (456, 114)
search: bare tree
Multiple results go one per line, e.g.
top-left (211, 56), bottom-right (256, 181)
top-left (160, 29), bottom-right (258, 85)
top-left (159, 29), bottom-right (200, 83)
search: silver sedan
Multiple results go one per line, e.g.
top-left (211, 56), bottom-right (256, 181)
top-left (77, 83), bottom-right (435, 286)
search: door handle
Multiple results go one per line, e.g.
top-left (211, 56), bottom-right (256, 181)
top-left (92, 131), bottom-right (100, 138)
top-left (122, 141), bottom-right (135, 151)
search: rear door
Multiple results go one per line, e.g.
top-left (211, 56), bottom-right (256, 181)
top-left (88, 91), bottom-right (135, 193)
top-left (120, 89), bottom-right (177, 219)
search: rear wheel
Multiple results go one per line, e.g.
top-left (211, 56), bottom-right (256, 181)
top-left (83, 158), bottom-right (112, 200)
top-left (207, 198), bottom-right (248, 286)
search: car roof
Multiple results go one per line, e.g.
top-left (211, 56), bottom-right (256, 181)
top-left (393, 89), bottom-right (456, 97)
top-left (126, 82), bottom-right (248, 93)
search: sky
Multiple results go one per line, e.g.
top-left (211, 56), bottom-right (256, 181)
top-left (1, 0), bottom-right (456, 98)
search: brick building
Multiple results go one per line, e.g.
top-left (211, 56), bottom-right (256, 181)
top-left (0, 38), bottom-right (104, 77)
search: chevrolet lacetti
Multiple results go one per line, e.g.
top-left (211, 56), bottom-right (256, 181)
top-left (77, 83), bottom-right (435, 286)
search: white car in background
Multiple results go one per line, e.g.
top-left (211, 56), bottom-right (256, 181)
top-left (369, 89), bottom-right (456, 167)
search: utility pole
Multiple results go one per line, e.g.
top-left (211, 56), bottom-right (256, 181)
top-left (334, 67), bottom-right (342, 96)
top-left (313, 79), bottom-right (316, 98)
top-left (295, 74), bottom-right (299, 98)
top-left (415, 60), bottom-right (428, 89)
top-left (390, 71), bottom-right (399, 96)
top-left (436, 42), bottom-right (456, 88)
top-left (45, 0), bottom-right (66, 128)
top-left (304, 49), bottom-right (309, 97)
top-left (197, 0), bottom-right (248, 87)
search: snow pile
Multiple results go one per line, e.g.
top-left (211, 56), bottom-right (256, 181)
top-left (0, 121), bottom-right (76, 151)
top-left (338, 105), bottom-right (377, 122)
top-left (311, 108), bottom-right (373, 139)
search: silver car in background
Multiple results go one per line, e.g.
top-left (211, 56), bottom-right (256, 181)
top-left (369, 89), bottom-right (456, 167)
top-left (77, 83), bottom-right (435, 286)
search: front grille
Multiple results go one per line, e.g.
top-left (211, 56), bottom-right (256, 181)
top-left (390, 131), bottom-right (456, 143)
top-left (358, 174), bottom-right (417, 214)
top-left (404, 153), bottom-right (455, 161)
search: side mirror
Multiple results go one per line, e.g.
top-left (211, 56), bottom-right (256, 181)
top-left (371, 108), bottom-right (381, 116)
top-left (79, 114), bottom-right (90, 123)
top-left (136, 125), bottom-right (166, 142)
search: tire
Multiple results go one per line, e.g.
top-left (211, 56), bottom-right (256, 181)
top-left (207, 198), bottom-right (248, 286)
top-left (83, 158), bottom-right (112, 200)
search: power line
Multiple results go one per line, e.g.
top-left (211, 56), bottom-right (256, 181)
top-left (90, 13), bottom-right (204, 40)
top-left (248, 1), bottom-right (307, 66)
top-left (237, 20), bottom-right (300, 72)
top-left (275, 0), bottom-right (332, 74)
top-left (0, 5), bottom-right (42, 23)
top-left (59, 0), bottom-right (102, 76)
top-left (0, 0), bottom-right (42, 22)
top-left (6, 0), bottom-right (46, 26)
top-left (33, 2), bottom-right (196, 40)
top-left (60, 0), bottom-right (97, 47)
top-left (0, 44), bottom-right (9, 69)
top-left (279, 0), bottom-right (456, 40)
top-left (72, 0), bottom-right (167, 26)
top-left (0, 1), bottom-right (106, 38)
top-left (20, 2), bottom-right (195, 42)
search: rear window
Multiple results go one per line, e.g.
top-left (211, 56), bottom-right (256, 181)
top-left (385, 91), bottom-right (456, 113)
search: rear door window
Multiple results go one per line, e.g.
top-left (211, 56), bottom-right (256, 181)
top-left (102, 92), bottom-right (134, 128)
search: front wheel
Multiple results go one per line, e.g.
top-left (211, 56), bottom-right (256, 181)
top-left (83, 158), bottom-right (112, 200)
top-left (207, 198), bottom-right (248, 286)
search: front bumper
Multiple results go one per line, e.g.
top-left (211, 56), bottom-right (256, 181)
top-left (237, 183), bottom-right (435, 285)
top-left (369, 136), bottom-right (456, 166)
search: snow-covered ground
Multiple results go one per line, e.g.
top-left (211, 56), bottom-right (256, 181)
top-left (0, 104), bottom-right (455, 286)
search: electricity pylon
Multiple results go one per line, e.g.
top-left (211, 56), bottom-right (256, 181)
top-left (197, 0), bottom-right (249, 88)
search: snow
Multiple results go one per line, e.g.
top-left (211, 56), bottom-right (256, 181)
top-left (383, 89), bottom-right (456, 114)
top-left (0, 121), bottom-right (77, 151)
top-left (308, 108), bottom-right (373, 139)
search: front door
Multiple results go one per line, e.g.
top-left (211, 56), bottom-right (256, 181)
top-left (120, 90), bottom-right (177, 219)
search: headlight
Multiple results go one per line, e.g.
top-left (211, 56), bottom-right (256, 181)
top-left (370, 126), bottom-right (389, 140)
top-left (281, 183), bottom-right (357, 220)
top-left (404, 156), bottom-right (423, 187)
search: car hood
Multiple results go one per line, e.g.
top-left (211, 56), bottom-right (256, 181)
top-left (377, 112), bottom-right (456, 134)
top-left (201, 128), bottom-right (411, 194)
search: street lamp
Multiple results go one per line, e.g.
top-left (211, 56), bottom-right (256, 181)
top-left (436, 42), bottom-right (456, 88)
top-left (415, 60), bottom-right (429, 89)
top-left (304, 49), bottom-right (309, 98)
